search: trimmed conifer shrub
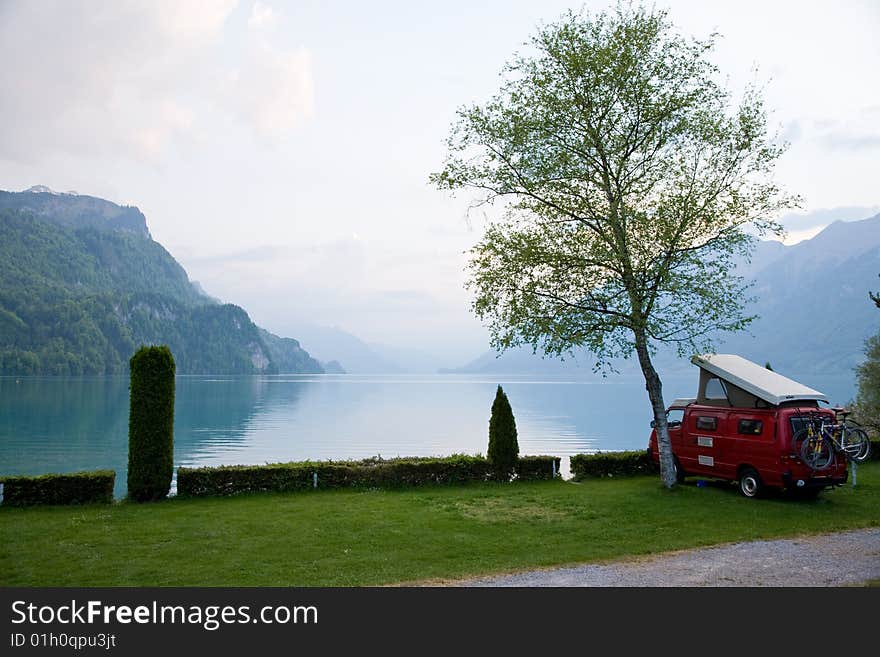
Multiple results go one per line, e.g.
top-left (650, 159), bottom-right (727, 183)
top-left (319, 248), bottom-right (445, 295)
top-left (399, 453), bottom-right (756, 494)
top-left (487, 385), bottom-right (519, 479)
top-left (128, 345), bottom-right (175, 502)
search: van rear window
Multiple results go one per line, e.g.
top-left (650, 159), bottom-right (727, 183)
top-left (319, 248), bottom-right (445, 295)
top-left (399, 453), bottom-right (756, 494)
top-left (696, 416), bottom-right (717, 431)
top-left (790, 414), bottom-right (830, 437)
top-left (738, 419), bottom-right (762, 435)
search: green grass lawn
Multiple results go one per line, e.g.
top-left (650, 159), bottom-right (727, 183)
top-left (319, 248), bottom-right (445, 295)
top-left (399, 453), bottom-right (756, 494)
top-left (2, 463), bottom-right (879, 586)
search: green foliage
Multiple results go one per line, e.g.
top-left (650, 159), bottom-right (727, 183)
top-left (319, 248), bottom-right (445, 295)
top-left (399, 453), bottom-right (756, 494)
top-left (0, 470), bottom-right (115, 506)
top-left (487, 386), bottom-right (519, 479)
top-left (515, 455), bottom-right (561, 480)
top-left (0, 207), bottom-right (201, 305)
top-left (855, 333), bottom-right (880, 434)
top-left (177, 455), bottom-right (492, 497)
top-left (570, 451), bottom-right (659, 479)
top-left (177, 454), bottom-right (561, 497)
top-left (128, 345), bottom-right (175, 502)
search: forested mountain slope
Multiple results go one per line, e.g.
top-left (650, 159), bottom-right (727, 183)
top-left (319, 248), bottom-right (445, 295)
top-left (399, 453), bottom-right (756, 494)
top-left (0, 188), bottom-right (322, 375)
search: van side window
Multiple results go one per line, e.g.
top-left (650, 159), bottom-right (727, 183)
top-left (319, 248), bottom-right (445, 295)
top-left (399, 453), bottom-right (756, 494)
top-left (696, 416), bottom-right (717, 431)
top-left (738, 419), bottom-right (763, 435)
top-left (704, 377), bottom-right (728, 400)
top-left (667, 409), bottom-right (684, 428)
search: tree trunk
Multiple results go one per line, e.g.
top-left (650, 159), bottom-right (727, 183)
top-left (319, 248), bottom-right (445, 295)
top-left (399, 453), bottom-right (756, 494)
top-left (633, 330), bottom-right (676, 488)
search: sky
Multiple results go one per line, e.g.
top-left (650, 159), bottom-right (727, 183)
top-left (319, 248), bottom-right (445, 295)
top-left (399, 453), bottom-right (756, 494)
top-left (1, 0), bottom-right (878, 365)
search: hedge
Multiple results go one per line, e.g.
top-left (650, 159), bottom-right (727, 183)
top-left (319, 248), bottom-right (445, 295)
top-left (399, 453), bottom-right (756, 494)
top-left (128, 345), bottom-right (175, 502)
top-left (177, 454), bottom-right (562, 497)
top-left (515, 455), bottom-right (562, 480)
top-left (0, 470), bottom-right (115, 507)
top-left (570, 451), bottom-right (658, 479)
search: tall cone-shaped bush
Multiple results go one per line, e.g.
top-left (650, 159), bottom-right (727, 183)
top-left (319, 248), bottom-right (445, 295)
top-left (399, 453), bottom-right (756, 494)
top-left (488, 385), bottom-right (519, 480)
top-left (128, 345), bottom-right (175, 502)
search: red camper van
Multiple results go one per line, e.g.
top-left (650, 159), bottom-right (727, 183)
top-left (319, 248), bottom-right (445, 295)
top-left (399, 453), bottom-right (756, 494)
top-left (648, 354), bottom-right (849, 498)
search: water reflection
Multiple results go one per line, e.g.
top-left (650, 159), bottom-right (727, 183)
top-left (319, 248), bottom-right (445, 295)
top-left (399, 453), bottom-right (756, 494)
top-left (0, 376), bottom-right (129, 485)
top-left (0, 372), bottom-right (856, 497)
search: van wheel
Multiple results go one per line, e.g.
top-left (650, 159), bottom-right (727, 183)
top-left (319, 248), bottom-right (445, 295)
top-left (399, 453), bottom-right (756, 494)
top-left (739, 468), bottom-right (762, 498)
top-left (672, 458), bottom-right (686, 484)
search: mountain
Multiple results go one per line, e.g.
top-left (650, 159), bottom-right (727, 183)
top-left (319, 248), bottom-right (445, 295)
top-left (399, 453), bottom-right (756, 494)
top-left (321, 360), bottom-right (346, 374)
top-left (365, 342), bottom-right (448, 374)
top-left (279, 322), bottom-right (451, 373)
top-left (0, 187), bottom-right (151, 238)
top-left (257, 328), bottom-right (323, 375)
top-left (281, 323), bottom-right (402, 374)
top-left (721, 214), bottom-right (880, 374)
top-left (449, 213), bottom-right (880, 378)
top-left (0, 187), bottom-right (322, 375)
top-left (444, 343), bottom-right (689, 378)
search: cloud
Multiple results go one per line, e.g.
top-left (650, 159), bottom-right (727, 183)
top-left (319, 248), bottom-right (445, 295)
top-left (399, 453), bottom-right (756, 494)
top-left (225, 41), bottom-right (314, 138)
top-left (248, 2), bottom-right (278, 30)
top-left (0, 1), bottom-right (314, 162)
top-left (0, 1), bottom-right (237, 163)
top-left (183, 244), bottom-right (293, 265)
top-left (797, 107), bottom-right (880, 153)
top-left (819, 133), bottom-right (880, 152)
top-left (778, 120), bottom-right (802, 145)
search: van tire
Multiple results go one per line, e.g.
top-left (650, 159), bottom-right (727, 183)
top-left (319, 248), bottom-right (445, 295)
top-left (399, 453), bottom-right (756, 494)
top-left (739, 468), bottom-right (762, 498)
top-left (672, 457), bottom-right (686, 484)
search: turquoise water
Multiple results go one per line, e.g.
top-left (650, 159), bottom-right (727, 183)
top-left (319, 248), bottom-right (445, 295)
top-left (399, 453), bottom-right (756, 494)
top-left (0, 372), bottom-right (856, 497)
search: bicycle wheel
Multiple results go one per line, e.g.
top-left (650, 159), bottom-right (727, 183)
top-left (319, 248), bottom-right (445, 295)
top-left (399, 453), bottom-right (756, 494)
top-left (792, 427), bottom-right (821, 462)
top-left (798, 431), bottom-right (835, 470)
top-left (848, 427), bottom-right (871, 462)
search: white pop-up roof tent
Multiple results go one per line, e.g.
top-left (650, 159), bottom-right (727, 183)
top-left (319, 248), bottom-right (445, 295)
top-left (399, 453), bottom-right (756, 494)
top-left (691, 354), bottom-right (828, 408)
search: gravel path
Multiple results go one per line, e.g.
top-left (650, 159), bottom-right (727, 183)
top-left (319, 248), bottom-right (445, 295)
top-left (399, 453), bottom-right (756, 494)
top-left (457, 528), bottom-right (880, 587)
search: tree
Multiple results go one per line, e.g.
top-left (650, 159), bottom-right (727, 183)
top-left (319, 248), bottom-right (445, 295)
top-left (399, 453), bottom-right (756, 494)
top-left (128, 345), bottom-right (176, 501)
top-left (431, 5), bottom-right (796, 487)
top-left (855, 334), bottom-right (880, 433)
top-left (487, 385), bottom-right (519, 479)
top-left (855, 281), bottom-right (880, 433)
top-left (869, 274), bottom-right (880, 309)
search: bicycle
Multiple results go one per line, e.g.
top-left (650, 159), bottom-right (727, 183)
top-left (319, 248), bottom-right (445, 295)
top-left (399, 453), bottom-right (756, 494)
top-left (832, 408), bottom-right (872, 462)
top-left (792, 409), bottom-right (871, 470)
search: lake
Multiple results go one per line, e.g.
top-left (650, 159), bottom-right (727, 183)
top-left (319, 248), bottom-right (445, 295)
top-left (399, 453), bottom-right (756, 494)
top-left (0, 372), bottom-right (857, 497)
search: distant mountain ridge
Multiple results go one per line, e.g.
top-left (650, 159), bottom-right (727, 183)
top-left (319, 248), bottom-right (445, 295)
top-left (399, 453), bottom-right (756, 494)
top-left (280, 322), bottom-right (451, 373)
top-left (722, 213), bottom-right (880, 374)
top-left (0, 187), bottom-right (322, 375)
top-left (0, 187), bottom-right (151, 238)
top-left (449, 213), bottom-right (880, 378)
top-left (281, 323), bottom-right (402, 374)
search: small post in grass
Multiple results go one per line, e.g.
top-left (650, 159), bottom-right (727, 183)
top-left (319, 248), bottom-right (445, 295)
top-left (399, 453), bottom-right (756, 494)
top-left (851, 460), bottom-right (857, 488)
